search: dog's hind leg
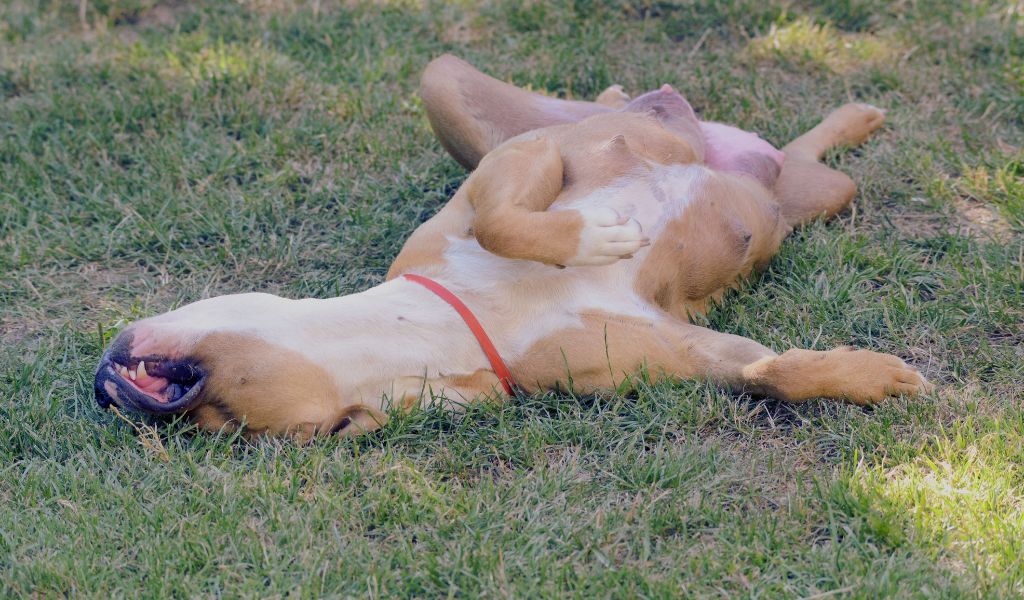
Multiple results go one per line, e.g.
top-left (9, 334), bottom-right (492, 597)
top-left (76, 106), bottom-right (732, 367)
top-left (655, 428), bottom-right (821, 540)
top-left (784, 103), bottom-right (887, 162)
top-left (774, 161), bottom-right (857, 230)
top-left (420, 54), bottom-right (612, 169)
top-left (774, 104), bottom-right (886, 229)
top-left (595, 84), bottom-right (631, 108)
top-left (516, 314), bottom-right (930, 406)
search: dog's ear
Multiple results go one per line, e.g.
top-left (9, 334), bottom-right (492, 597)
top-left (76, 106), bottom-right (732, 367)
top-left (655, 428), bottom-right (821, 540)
top-left (464, 137), bottom-right (587, 265)
top-left (624, 85), bottom-right (704, 163)
top-left (330, 405), bottom-right (387, 438)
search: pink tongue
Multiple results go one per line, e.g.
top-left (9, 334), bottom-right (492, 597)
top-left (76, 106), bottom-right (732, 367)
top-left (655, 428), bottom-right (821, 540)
top-left (128, 371), bottom-right (171, 402)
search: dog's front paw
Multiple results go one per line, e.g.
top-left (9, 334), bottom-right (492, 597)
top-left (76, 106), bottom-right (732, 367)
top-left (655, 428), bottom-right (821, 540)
top-left (758, 347), bottom-right (934, 405)
top-left (564, 207), bottom-right (649, 267)
top-left (827, 348), bottom-right (933, 406)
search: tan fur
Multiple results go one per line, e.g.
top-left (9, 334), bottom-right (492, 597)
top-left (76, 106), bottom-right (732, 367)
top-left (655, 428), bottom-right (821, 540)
top-left (97, 56), bottom-right (931, 441)
top-left (190, 332), bottom-right (385, 440)
top-left (595, 84), bottom-right (630, 108)
top-left (635, 171), bottom-right (785, 319)
top-left (387, 191), bottom-right (474, 278)
top-left (419, 54), bottom-right (861, 233)
top-left (391, 110), bottom-right (702, 270)
top-left (464, 137), bottom-right (584, 265)
top-left (741, 347), bottom-right (930, 405)
top-left (393, 57), bottom-right (929, 409)
top-left (512, 313), bottom-right (927, 406)
top-left (419, 54), bottom-right (610, 169)
top-left (510, 311), bottom-right (696, 394)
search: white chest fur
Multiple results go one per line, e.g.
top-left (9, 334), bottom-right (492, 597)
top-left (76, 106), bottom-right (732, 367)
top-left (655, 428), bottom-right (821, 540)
top-left (440, 163), bottom-right (709, 360)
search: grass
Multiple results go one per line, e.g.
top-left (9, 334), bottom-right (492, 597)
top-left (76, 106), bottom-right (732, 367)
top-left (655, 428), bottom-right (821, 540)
top-left (1, 0), bottom-right (1022, 597)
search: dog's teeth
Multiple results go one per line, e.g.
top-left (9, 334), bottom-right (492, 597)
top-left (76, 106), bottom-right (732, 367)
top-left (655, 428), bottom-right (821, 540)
top-left (119, 365), bottom-right (129, 377)
top-left (137, 360), bottom-right (148, 380)
top-left (129, 368), bottom-right (137, 381)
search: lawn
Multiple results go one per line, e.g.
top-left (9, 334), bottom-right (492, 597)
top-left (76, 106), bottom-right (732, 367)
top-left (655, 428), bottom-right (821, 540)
top-left (1, 0), bottom-right (1022, 597)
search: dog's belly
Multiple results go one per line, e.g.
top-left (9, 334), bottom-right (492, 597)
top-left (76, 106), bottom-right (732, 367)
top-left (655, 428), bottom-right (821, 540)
top-left (700, 122), bottom-right (785, 188)
top-left (438, 160), bottom-right (783, 355)
top-left (437, 164), bottom-right (726, 357)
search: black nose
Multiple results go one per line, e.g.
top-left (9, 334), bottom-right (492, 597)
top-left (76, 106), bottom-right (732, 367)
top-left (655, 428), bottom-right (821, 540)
top-left (94, 332), bottom-right (135, 410)
top-left (94, 376), bottom-right (112, 407)
top-left (94, 353), bottom-right (115, 408)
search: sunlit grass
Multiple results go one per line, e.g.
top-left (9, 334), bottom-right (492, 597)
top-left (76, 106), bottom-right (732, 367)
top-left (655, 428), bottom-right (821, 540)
top-left (930, 158), bottom-right (1024, 234)
top-left (2, 0), bottom-right (1023, 596)
top-left (962, 162), bottom-right (1024, 231)
top-left (840, 418), bottom-right (1024, 592)
top-left (746, 16), bottom-right (899, 72)
top-left (235, 0), bottom-right (434, 15)
top-left (164, 38), bottom-right (262, 82)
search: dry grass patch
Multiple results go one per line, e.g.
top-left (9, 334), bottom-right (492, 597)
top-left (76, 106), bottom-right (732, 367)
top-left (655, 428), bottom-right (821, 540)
top-left (0, 263), bottom-right (171, 343)
top-left (746, 16), bottom-right (902, 73)
top-left (952, 196), bottom-right (1015, 240)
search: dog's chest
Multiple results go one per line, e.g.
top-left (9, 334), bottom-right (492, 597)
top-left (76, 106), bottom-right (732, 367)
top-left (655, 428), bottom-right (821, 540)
top-left (554, 163), bottom-right (710, 236)
top-left (440, 164), bottom-right (711, 357)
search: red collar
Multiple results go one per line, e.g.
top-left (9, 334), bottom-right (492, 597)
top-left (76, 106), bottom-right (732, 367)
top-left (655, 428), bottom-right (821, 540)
top-left (402, 273), bottom-right (518, 396)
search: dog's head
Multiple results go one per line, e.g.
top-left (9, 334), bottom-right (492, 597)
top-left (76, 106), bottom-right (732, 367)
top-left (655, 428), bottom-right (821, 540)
top-left (93, 293), bottom-right (386, 440)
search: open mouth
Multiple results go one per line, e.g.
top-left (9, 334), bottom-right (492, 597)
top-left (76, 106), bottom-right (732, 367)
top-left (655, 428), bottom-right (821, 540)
top-left (111, 358), bottom-right (200, 404)
top-left (95, 345), bottom-right (206, 415)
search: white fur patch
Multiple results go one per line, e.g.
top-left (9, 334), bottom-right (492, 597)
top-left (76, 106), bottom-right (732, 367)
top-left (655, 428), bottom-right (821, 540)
top-left (565, 206), bottom-right (648, 267)
top-left (440, 163), bottom-right (711, 360)
top-left (127, 163), bottom-right (714, 411)
top-left (128, 283), bottom-right (486, 406)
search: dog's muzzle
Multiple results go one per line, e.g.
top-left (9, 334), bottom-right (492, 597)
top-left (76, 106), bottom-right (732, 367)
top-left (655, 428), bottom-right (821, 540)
top-left (94, 333), bottom-right (206, 414)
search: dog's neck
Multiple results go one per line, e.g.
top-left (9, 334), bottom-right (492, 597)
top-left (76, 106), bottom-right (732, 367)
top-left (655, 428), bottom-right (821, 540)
top-left (296, 277), bottom-right (501, 407)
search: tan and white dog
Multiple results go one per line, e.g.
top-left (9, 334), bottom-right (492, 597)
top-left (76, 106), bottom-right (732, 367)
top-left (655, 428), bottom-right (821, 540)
top-left (94, 55), bottom-right (931, 440)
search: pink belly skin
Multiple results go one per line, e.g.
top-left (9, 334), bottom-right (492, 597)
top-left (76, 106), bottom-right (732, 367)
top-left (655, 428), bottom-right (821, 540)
top-left (700, 121), bottom-right (786, 172)
top-left (623, 86), bottom-right (786, 184)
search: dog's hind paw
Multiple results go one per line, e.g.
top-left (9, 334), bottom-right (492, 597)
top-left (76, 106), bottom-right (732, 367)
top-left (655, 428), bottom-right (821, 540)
top-left (823, 103), bottom-right (886, 148)
top-left (596, 84), bottom-right (630, 108)
top-left (564, 207), bottom-right (650, 267)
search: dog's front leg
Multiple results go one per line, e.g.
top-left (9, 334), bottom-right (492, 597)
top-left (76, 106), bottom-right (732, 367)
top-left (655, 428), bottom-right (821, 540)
top-left (674, 324), bottom-right (933, 406)
top-left (465, 137), bottom-right (648, 267)
top-left (515, 315), bottom-right (931, 406)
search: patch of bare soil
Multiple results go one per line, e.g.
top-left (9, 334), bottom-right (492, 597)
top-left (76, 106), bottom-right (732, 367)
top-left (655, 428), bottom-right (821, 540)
top-left (888, 196), bottom-right (1014, 242)
top-left (1, 263), bottom-right (175, 346)
top-left (135, 2), bottom-right (185, 28)
top-left (437, 9), bottom-right (484, 45)
top-left (114, 0), bottom-right (191, 43)
top-left (951, 196), bottom-right (1014, 241)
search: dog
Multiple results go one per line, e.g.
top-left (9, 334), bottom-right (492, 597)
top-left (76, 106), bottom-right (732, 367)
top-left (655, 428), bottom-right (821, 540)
top-left (93, 55), bottom-right (931, 441)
